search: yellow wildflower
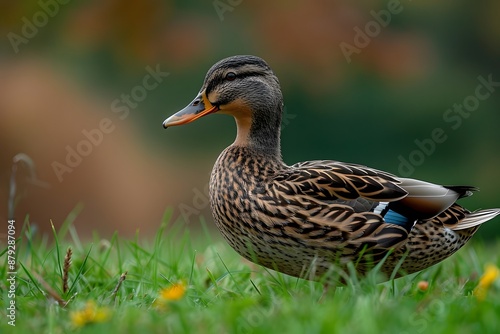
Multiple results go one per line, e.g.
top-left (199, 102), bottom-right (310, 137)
top-left (154, 282), bottom-right (187, 310)
top-left (159, 282), bottom-right (186, 301)
top-left (70, 300), bottom-right (111, 327)
top-left (473, 264), bottom-right (500, 301)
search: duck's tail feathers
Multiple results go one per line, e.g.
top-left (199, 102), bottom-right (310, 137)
top-left (453, 208), bottom-right (500, 230)
top-left (444, 185), bottom-right (479, 199)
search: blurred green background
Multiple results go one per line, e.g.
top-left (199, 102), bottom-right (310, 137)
top-left (1, 0), bottom-right (499, 239)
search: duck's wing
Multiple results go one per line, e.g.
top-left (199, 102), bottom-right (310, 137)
top-left (261, 160), bottom-right (484, 257)
top-left (257, 161), bottom-right (412, 257)
top-left (272, 160), bottom-right (408, 202)
top-left (277, 160), bottom-right (478, 220)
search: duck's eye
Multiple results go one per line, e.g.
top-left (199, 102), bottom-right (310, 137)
top-left (225, 72), bottom-right (237, 81)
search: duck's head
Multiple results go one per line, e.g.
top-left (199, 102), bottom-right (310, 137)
top-left (163, 55), bottom-right (284, 155)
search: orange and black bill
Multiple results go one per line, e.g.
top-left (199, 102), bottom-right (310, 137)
top-left (163, 91), bottom-right (218, 128)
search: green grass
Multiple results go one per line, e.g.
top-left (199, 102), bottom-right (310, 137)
top-left (1, 209), bottom-right (500, 334)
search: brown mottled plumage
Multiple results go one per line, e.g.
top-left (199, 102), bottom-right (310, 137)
top-left (163, 55), bottom-right (500, 282)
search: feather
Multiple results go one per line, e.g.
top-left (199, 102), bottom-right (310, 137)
top-left (453, 209), bottom-right (500, 230)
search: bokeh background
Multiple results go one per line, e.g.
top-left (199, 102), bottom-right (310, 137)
top-left (1, 0), bottom-right (499, 240)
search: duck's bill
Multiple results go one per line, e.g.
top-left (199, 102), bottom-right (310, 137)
top-left (163, 92), bottom-right (218, 128)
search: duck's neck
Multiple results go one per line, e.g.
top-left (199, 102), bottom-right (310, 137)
top-left (232, 104), bottom-right (282, 159)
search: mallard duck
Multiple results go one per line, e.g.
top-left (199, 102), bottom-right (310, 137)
top-left (163, 55), bottom-right (500, 281)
